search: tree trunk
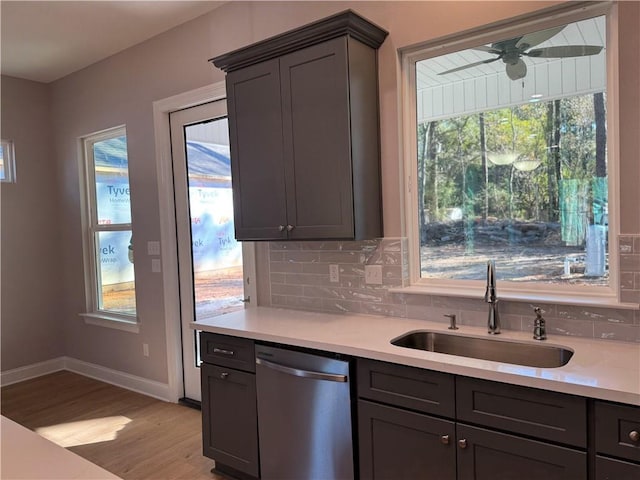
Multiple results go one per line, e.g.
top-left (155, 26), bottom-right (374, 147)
top-left (427, 121), bottom-right (438, 221)
top-left (417, 122), bottom-right (428, 243)
top-left (479, 112), bottom-right (488, 220)
top-left (553, 99), bottom-right (562, 219)
top-left (594, 92), bottom-right (607, 177)
top-left (546, 102), bottom-right (557, 222)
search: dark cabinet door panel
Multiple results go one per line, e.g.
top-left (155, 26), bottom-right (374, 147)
top-left (457, 424), bottom-right (587, 480)
top-left (226, 59), bottom-right (287, 240)
top-left (280, 37), bottom-right (354, 239)
top-left (595, 455), bottom-right (640, 480)
top-left (358, 400), bottom-right (456, 480)
top-left (201, 363), bottom-right (259, 477)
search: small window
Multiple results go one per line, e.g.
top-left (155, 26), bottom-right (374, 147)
top-left (1, 139), bottom-right (16, 183)
top-left (403, 6), bottom-right (616, 298)
top-left (82, 127), bottom-right (136, 318)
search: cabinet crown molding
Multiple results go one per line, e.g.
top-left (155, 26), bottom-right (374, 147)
top-left (210, 10), bottom-right (388, 73)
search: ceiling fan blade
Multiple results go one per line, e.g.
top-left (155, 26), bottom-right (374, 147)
top-left (472, 45), bottom-right (501, 54)
top-left (526, 45), bottom-right (604, 58)
top-left (515, 25), bottom-right (565, 50)
top-left (438, 57), bottom-right (500, 75)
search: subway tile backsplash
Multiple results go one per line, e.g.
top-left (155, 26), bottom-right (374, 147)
top-left (268, 236), bottom-right (640, 343)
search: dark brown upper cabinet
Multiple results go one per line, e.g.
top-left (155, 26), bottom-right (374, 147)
top-left (211, 11), bottom-right (388, 241)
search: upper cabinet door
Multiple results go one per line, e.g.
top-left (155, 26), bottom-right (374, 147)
top-left (280, 37), bottom-right (354, 240)
top-left (226, 59), bottom-right (288, 240)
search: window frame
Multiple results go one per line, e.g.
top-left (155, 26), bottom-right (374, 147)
top-left (399, 2), bottom-right (622, 306)
top-left (1, 139), bottom-right (17, 183)
top-left (80, 126), bottom-right (138, 324)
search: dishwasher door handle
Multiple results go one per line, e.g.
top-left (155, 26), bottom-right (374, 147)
top-left (256, 357), bottom-right (348, 382)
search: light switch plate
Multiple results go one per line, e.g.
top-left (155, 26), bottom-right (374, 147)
top-left (151, 259), bottom-right (162, 273)
top-left (365, 265), bottom-right (383, 285)
top-left (147, 241), bottom-right (161, 256)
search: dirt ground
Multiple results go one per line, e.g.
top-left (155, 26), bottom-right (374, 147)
top-left (103, 265), bottom-right (244, 316)
top-left (422, 244), bottom-right (608, 286)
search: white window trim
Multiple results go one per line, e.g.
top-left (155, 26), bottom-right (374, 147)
top-left (397, 2), bottom-right (627, 308)
top-left (79, 126), bottom-right (138, 325)
top-left (1, 139), bottom-right (16, 183)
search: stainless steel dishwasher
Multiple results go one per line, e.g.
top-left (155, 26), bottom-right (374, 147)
top-left (255, 344), bottom-right (354, 480)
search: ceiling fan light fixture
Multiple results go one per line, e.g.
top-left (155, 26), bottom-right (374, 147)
top-left (506, 60), bottom-right (527, 80)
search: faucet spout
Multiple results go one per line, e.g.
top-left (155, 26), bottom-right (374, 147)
top-left (485, 260), bottom-right (501, 334)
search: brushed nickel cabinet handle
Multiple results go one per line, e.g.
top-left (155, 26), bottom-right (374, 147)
top-left (220, 372), bottom-right (229, 379)
top-left (286, 224), bottom-right (294, 231)
top-left (278, 225), bottom-right (286, 232)
top-left (630, 430), bottom-right (640, 442)
top-left (213, 347), bottom-right (234, 356)
top-left (458, 439), bottom-right (468, 449)
top-left (441, 435), bottom-right (450, 445)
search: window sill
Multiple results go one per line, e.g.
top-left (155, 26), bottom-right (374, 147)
top-left (389, 285), bottom-right (639, 310)
top-left (79, 313), bottom-right (140, 333)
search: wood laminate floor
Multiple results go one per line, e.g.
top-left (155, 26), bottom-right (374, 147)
top-left (1, 371), bottom-right (224, 480)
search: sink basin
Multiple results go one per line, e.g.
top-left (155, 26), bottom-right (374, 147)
top-left (391, 330), bottom-right (573, 368)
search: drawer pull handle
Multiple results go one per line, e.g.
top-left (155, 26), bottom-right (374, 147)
top-left (458, 439), bottom-right (468, 449)
top-left (213, 347), bottom-right (234, 356)
top-left (220, 372), bottom-right (229, 380)
top-left (441, 435), bottom-right (450, 445)
top-left (278, 225), bottom-right (286, 232)
top-left (630, 430), bottom-right (640, 442)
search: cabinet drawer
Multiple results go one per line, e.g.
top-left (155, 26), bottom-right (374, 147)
top-left (357, 359), bottom-right (455, 418)
top-left (200, 332), bottom-right (255, 372)
top-left (595, 401), bottom-right (640, 462)
top-left (595, 455), bottom-right (640, 480)
top-left (456, 376), bottom-right (586, 447)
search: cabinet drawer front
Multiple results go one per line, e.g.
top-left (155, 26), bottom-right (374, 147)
top-left (358, 400), bottom-right (456, 480)
top-left (456, 376), bottom-right (586, 447)
top-left (357, 359), bottom-right (455, 418)
top-left (595, 455), bottom-right (640, 480)
top-left (200, 332), bottom-right (255, 372)
top-left (457, 423), bottom-right (587, 480)
top-left (595, 401), bottom-right (640, 462)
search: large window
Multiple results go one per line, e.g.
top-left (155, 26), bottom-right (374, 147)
top-left (82, 127), bottom-right (136, 318)
top-left (404, 6), bottom-right (615, 299)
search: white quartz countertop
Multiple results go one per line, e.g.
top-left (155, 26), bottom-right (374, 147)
top-left (1, 416), bottom-right (121, 479)
top-left (193, 307), bottom-right (640, 406)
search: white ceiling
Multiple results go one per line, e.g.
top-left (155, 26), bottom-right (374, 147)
top-left (1, 1), bottom-right (224, 83)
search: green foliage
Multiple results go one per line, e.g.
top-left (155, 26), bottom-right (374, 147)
top-left (419, 93), bottom-right (605, 223)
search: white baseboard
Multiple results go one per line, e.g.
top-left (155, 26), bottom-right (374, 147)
top-left (1, 357), bottom-right (173, 402)
top-left (0, 358), bottom-right (67, 386)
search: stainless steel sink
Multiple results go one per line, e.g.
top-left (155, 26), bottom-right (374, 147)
top-left (391, 330), bottom-right (573, 368)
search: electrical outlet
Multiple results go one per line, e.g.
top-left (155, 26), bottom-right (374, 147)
top-left (151, 259), bottom-right (161, 273)
top-left (329, 264), bottom-right (340, 283)
top-left (147, 241), bottom-right (160, 256)
top-left (365, 265), bottom-right (383, 285)
top-left (143, 343), bottom-right (149, 357)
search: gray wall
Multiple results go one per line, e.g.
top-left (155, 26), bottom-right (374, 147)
top-left (2, 1), bottom-right (638, 384)
top-left (1, 76), bottom-right (65, 369)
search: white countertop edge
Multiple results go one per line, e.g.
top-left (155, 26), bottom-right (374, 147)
top-left (192, 307), bottom-right (640, 406)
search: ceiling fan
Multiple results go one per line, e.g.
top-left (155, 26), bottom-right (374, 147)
top-left (439, 26), bottom-right (604, 81)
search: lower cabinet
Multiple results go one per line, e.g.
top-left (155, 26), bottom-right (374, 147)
top-left (200, 334), bottom-right (259, 479)
top-left (595, 455), bottom-right (640, 479)
top-left (357, 359), bottom-right (588, 480)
